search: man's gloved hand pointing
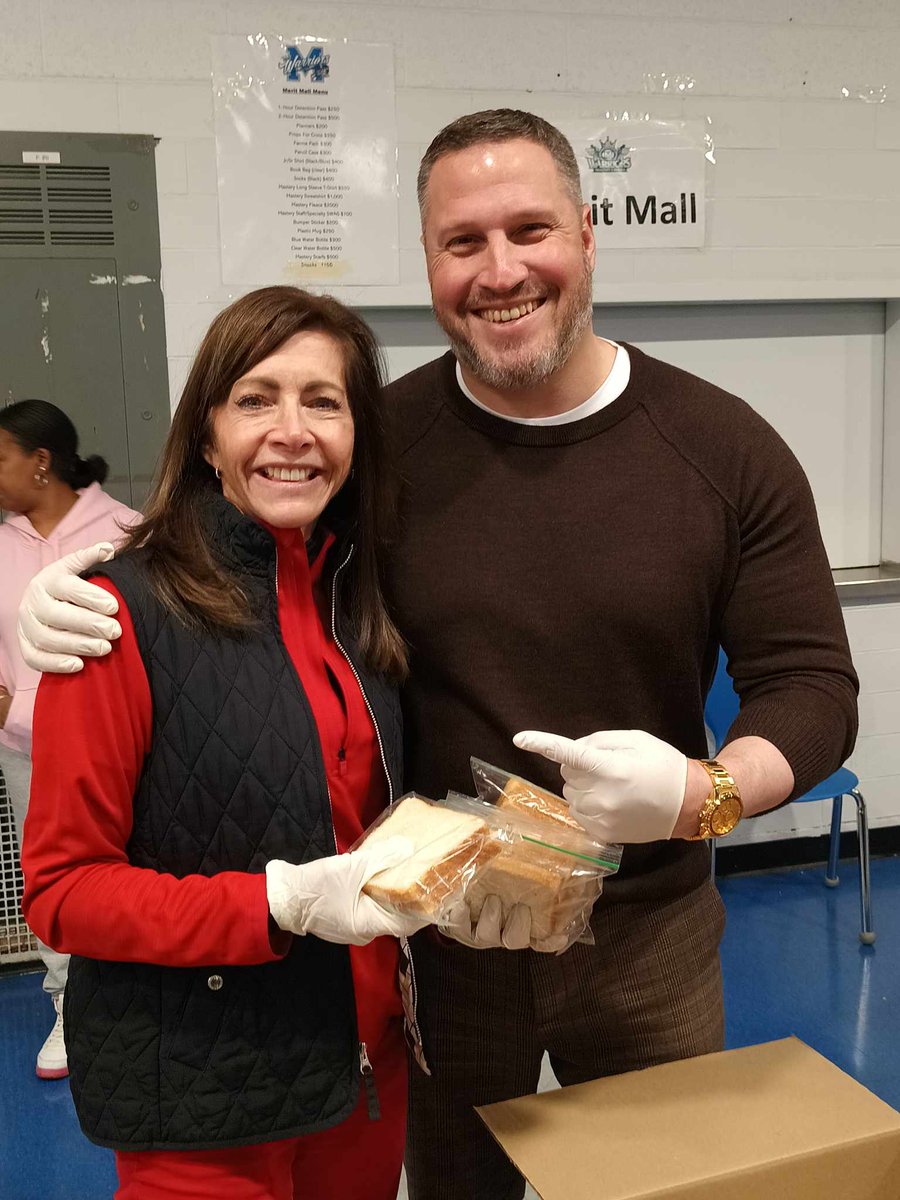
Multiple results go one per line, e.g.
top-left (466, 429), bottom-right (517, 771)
top-left (513, 728), bottom-right (687, 844)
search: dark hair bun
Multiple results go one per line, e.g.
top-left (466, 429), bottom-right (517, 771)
top-left (72, 454), bottom-right (109, 488)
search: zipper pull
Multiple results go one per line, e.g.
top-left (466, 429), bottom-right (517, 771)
top-left (359, 1041), bottom-right (380, 1121)
top-left (338, 746), bottom-right (348, 777)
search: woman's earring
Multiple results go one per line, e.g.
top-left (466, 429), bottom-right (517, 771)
top-left (33, 471), bottom-right (49, 487)
top-left (215, 467), bottom-right (222, 481)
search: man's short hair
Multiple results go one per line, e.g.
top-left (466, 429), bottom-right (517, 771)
top-left (417, 108), bottom-right (583, 220)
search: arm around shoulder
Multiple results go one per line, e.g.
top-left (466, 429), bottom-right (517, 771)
top-left (22, 578), bottom-right (283, 967)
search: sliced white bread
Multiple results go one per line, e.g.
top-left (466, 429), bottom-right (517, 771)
top-left (496, 776), bottom-right (581, 832)
top-left (465, 839), bottom-right (601, 943)
top-left (363, 794), bottom-right (501, 920)
top-left (474, 779), bottom-right (603, 941)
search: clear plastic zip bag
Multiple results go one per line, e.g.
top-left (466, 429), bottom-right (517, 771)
top-left (440, 762), bottom-right (622, 953)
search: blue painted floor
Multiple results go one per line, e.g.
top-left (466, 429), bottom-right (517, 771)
top-left (1, 856), bottom-right (898, 1200)
top-left (720, 856), bottom-right (899, 1110)
top-left (0, 973), bottom-right (117, 1199)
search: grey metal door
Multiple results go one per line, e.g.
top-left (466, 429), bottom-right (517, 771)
top-left (0, 256), bottom-right (133, 506)
top-left (0, 132), bottom-right (170, 509)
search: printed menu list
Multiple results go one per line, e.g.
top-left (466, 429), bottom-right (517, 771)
top-left (278, 101), bottom-right (351, 268)
top-left (214, 36), bottom-right (400, 286)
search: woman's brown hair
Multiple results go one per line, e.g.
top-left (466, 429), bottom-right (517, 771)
top-left (123, 286), bottom-right (407, 678)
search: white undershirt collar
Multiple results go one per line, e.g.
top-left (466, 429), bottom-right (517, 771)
top-left (455, 339), bottom-right (631, 426)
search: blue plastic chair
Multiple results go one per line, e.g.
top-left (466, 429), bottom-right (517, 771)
top-left (705, 649), bottom-right (874, 944)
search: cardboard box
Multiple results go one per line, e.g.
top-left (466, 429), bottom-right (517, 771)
top-left (477, 1038), bottom-right (900, 1199)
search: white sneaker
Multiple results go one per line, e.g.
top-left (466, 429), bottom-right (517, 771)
top-left (36, 992), bottom-right (68, 1079)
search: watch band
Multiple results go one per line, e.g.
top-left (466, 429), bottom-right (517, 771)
top-left (686, 758), bottom-right (743, 840)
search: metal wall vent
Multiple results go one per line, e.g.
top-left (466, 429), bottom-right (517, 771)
top-left (0, 162), bottom-right (115, 248)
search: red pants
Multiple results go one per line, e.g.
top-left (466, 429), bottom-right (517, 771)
top-left (115, 1023), bottom-right (407, 1200)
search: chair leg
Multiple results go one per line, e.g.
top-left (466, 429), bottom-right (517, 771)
top-left (825, 794), bottom-right (842, 886)
top-left (850, 789), bottom-right (875, 945)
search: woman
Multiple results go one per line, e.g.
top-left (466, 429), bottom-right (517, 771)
top-left (0, 399), bottom-right (140, 1080)
top-left (21, 288), bottom-right (427, 1200)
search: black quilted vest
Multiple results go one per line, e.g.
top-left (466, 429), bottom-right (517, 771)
top-left (64, 496), bottom-right (403, 1151)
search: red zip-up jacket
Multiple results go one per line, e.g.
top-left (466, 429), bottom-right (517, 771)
top-left (22, 527), bottom-right (401, 1056)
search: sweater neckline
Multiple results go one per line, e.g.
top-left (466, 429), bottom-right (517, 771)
top-left (437, 345), bottom-right (645, 447)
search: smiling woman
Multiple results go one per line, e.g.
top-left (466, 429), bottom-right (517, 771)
top-left (204, 329), bottom-right (355, 538)
top-left (121, 286), bottom-right (404, 664)
top-left (17, 287), bottom-right (423, 1200)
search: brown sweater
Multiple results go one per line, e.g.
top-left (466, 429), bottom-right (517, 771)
top-left (384, 345), bottom-right (858, 902)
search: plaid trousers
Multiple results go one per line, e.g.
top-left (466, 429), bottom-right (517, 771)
top-left (405, 878), bottom-right (726, 1200)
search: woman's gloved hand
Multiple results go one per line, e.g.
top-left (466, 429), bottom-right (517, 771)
top-left (17, 542), bottom-right (121, 673)
top-left (266, 837), bottom-right (430, 945)
top-left (513, 728), bottom-right (687, 844)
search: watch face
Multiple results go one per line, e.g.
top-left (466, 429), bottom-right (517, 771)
top-left (710, 797), bottom-right (743, 836)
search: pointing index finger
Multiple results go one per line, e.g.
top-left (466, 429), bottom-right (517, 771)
top-left (513, 729), bottom-right (580, 767)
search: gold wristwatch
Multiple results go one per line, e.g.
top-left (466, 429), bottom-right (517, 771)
top-left (686, 759), bottom-right (743, 840)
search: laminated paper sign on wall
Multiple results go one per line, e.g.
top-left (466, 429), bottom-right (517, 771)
top-left (562, 118), bottom-right (709, 251)
top-left (477, 1038), bottom-right (900, 1200)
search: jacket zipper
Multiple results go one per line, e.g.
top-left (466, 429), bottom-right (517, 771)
top-left (277, 546), bottom-right (427, 1088)
top-left (358, 1041), bottom-right (380, 1120)
top-left (330, 548), bottom-right (426, 1070)
top-left (275, 549), bottom-right (377, 1110)
top-left (330, 547), bottom-right (393, 805)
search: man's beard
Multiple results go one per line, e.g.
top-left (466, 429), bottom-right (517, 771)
top-left (435, 259), bottom-right (594, 393)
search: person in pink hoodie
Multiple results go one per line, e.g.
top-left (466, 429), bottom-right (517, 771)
top-left (0, 399), bottom-right (140, 1079)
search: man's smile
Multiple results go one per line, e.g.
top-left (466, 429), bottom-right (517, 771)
top-left (472, 297), bottom-right (546, 325)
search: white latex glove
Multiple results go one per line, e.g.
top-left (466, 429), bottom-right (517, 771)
top-left (439, 895), bottom-right (533, 951)
top-left (513, 729), bottom-right (687, 844)
top-left (17, 542), bottom-right (122, 673)
top-left (266, 837), bottom-right (430, 945)
top-left (439, 895), bottom-right (572, 954)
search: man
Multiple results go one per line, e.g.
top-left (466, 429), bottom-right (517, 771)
top-left (19, 110), bottom-right (857, 1200)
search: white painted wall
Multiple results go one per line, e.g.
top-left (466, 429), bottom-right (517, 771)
top-left (2, 1), bottom-right (899, 376)
top-left (1, 0), bottom-right (899, 839)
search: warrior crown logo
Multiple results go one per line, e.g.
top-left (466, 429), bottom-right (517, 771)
top-left (586, 138), bottom-right (632, 173)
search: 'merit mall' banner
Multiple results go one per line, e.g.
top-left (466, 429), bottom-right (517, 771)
top-left (565, 119), bottom-right (708, 250)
